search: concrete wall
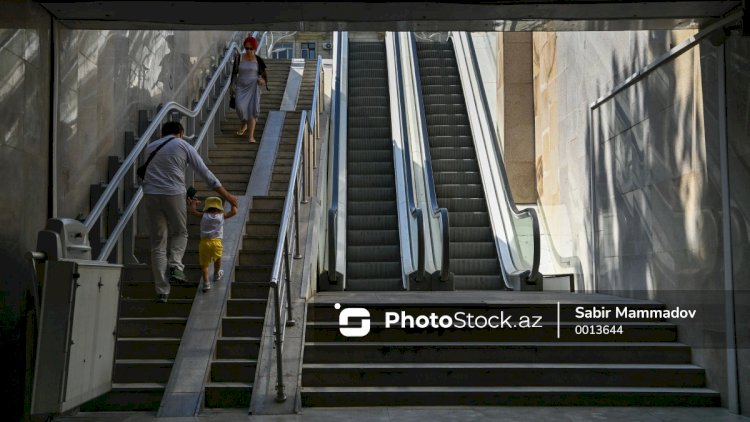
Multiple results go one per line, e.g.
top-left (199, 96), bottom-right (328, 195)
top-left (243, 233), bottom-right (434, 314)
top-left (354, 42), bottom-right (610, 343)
top-left (726, 37), bottom-right (750, 415)
top-left (55, 29), bottom-right (235, 218)
top-left (534, 29), bottom-right (749, 411)
top-left (0, 1), bottom-right (52, 419)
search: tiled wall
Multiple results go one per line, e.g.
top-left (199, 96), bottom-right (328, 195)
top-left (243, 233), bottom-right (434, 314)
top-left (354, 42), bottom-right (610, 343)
top-left (534, 30), bottom-right (750, 410)
top-left (55, 29), bottom-right (236, 218)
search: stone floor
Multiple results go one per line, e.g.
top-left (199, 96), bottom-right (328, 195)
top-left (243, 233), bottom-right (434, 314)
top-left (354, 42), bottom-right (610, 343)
top-left (56, 407), bottom-right (750, 422)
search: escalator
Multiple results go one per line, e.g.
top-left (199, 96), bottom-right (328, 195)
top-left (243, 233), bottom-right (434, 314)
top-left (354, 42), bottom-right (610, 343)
top-left (345, 41), bottom-right (403, 291)
top-left (415, 40), bottom-right (503, 290)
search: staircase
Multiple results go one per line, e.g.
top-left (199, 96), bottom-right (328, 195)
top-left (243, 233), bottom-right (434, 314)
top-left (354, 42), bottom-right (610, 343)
top-left (416, 41), bottom-right (502, 290)
top-left (204, 60), bottom-right (316, 407)
top-left (80, 59), bottom-right (292, 411)
top-left (300, 294), bottom-right (720, 407)
top-left (345, 41), bottom-right (403, 291)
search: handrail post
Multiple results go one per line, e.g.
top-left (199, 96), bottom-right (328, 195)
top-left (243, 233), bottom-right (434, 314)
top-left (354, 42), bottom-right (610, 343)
top-left (271, 283), bottom-right (286, 403)
top-left (284, 237), bottom-right (295, 326)
top-left (294, 173), bottom-right (302, 259)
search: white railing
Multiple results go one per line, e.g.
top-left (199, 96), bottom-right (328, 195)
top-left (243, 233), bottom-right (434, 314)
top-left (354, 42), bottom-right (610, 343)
top-left (85, 32), bottom-right (267, 262)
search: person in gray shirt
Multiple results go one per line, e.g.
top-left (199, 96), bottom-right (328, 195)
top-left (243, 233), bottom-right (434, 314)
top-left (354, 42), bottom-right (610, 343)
top-left (142, 121), bottom-right (238, 303)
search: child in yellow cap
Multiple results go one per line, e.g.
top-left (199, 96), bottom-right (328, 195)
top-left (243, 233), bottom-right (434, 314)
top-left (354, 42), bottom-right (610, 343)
top-left (188, 196), bottom-right (238, 292)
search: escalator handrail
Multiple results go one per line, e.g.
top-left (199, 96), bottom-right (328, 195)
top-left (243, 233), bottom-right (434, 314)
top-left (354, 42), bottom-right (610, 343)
top-left (84, 31), bottom-right (264, 235)
top-left (408, 32), bottom-right (451, 280)
top-left (460, 32), bottom-right (541, 282)
top-left (391, 32), bottom-right (425, 283)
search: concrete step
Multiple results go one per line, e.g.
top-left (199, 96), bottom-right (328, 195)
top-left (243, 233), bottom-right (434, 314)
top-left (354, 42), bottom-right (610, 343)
top-left (304, 322), bottom-right (678, 343)
top-left (116, 338), bottom-right (180, 360)
top-left (119, 298), bottom-right (193, 318)
top-left (302, 363), bottom-right (706, 388)
top-left (231, 281), bottom-right (271, 300)
top-left (215, 337), bottom-right (261, 359)
top-left (120, 280), bottom-right (197, 300)
top-left (300, 386), bottom-right (720, 407)
top-left (204, 382), bottom-right (253, 408)
top-left (222, 316), bottom-right (265, 337)
top-left (210, 359), bottom-right (257, 383)
top-left (303, 342), bottom-right (693, 364)
top-left (79, 383), bottom-right (164, 411)
top-left (114, 359), bottom-right (174, 384)
top-left (117, 317), bottom-right (187, 338)
top-left (226, 298), bottom-right (268, 317)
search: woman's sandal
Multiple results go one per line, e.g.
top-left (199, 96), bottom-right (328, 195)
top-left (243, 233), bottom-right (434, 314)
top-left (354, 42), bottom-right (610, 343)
top-left (236, 126), bottom-right (247, 136)
top-left (249, 138), bottom-right (257, 144)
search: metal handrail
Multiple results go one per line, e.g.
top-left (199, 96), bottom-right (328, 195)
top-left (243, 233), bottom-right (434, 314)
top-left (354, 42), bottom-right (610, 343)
top-left (268, 54), bottom-right (324, 402)
top-left (409, 32), bottom-right (451, 281)
top-left (325, 32), bottom-right (346, 283)
top-left (391, 32), bottom-right (425, 283)
top-left (84, 31), bottom-right (265, 241)
top-left (459, 32), bottom-right (541, 284)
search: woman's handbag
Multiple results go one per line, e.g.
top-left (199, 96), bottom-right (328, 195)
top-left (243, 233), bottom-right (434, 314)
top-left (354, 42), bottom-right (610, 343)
top-left (229, 95), bottom-right (236, 109)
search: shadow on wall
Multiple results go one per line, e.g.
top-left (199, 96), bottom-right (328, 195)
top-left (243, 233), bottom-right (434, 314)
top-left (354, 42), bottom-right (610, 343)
top-left (590, 31), bottom-right (744, 404)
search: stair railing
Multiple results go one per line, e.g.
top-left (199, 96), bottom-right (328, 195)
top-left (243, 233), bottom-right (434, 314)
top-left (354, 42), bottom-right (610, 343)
top-left (84, 31), bottom-right (266, 262)
top-left (451, 31), bottom-right (541, 288)
top-left (268, 54), bottom-right (325, 402)
top-left (386, 32), bottom-right (425, 288)
top-left (408, 32), bottom-right (452, 283)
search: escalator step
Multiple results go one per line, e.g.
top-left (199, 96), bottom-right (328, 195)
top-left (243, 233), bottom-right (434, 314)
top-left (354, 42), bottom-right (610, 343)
top-left (419, 67), bottom-right (460, 78)
top-left (451, 258), bottom-right (501, 275)
top-left (423, 94), bottom-right (467, 106)
top-left (348, 201), bottom-right (397, 215)
top-left (348, 215), bottom-right (398, 230)
top-left (349, 60), bottom-right (389, 69)
top-left (348, 127), bottom-right (391, 138)
top-left (426, 114), bottom-right (470, 126)
top-left (427, 125), bottom-right (472, 137)
top-left (449, 212), bottom-right (491, 227)
top-left (349, 116), bottom-right (390, 128)
top-left (348, 162), bottom-right (395, 175)
top-left (345, 278), bottom-right (403, 291)
top-left (453, 275), bottom-right (503, 290)
top-left (349, 106), bottom-right (391, 117)
top-left (349, 78), bottom-right (388, 89)
top-left (349, 150), bottom-right (392, 163)
top-left (430, 147), bottom-right (477, 160)
top-left (349, 87), bottom-right (390, 98)
top-left (348, 187), bottom-right (396, 201)
top-left (347, 245), bottom-right (401, 262)
top-left (348, 138), bottom-right (393, 150)
top-left (433, 171), bottom-right (482, 185)
top-left (347, 229), bottom-right (399, 246)
top-left (349, 43), bottom-right (385, 53)
top-left (416, 49), bottom-right (455, 59)
top-left (438, 198), bottom-right (489, 213)
top-left (424, 103), bottom-right (466, 116)
top-left (449, 242), bottom-right (498, 259)
top-left (416, 42), bottom-right (452, 51)
top-left (431, 159), bottom-right (479, 172)
top-left (420, 75), bottom-right (461, 86)
top-left (349, 52), bottom-right (387, 61)
top-left (350, 68), bottom-right (387, 78)
top-left (349, 96), bottom-right (389, 107)
top-left (449, 227), bottom-right (494, 242)
top-left (423, 84), bottom-right (463, 96)
top-left (419, 58), bottom-right (458, 68)
top-left (347, 262), bottom-right (402, 279)
top-left (436, 184), bottom-right (485, 198)
top-left (348, 174), bottom-right (397, 188)
top-left (428, 135), bottom-right (474, 148)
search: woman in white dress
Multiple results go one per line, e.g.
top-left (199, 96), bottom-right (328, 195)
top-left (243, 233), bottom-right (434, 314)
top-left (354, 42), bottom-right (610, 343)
top-left (231, 36), bottom-right (266, 143)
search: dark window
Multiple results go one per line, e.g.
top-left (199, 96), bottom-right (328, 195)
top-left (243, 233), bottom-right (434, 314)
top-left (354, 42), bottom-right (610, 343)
top-left (301, 42), bottom-right (316, 59)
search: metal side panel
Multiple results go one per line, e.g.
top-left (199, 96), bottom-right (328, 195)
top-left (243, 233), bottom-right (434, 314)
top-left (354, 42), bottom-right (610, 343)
top-left (281, 59), bottom-right (306, 111)
top-left (334, 33), bottom-right (349, 285)
top-left (451, 32), bottom-right (519, 289)
top-left (386, 31), bottom-right (415, 289)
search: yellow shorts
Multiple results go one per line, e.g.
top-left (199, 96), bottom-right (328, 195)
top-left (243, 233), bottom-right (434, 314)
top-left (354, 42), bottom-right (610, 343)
top-left (199, 238), bottom-right (223, 267)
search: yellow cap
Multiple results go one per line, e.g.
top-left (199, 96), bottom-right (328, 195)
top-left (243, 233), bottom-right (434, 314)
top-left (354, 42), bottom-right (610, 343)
top-left (203, 196), bottom-right (224, 212)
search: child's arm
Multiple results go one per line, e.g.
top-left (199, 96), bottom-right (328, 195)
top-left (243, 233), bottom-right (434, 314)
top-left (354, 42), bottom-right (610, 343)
top-left (224, 202), bottom-right (239, 219)
top-left (187, 198), bottom-right (203, 218)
